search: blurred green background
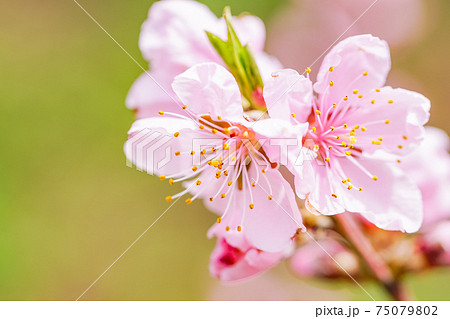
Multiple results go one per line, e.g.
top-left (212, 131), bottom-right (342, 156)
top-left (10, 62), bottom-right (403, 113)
top-left (0, 0), bottom-right (449, 300)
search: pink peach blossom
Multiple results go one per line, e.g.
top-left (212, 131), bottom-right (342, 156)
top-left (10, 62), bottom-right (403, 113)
top-left (400, 126), bottom-right (450, 228)
top-left (208, 223), bottom-right (288, 282)
top-left (127, 0), bottom-right (282, 119)
top-left (125, 63), bottom-right (307, 252)
top-left (264, 35), bottom-right (430, 232)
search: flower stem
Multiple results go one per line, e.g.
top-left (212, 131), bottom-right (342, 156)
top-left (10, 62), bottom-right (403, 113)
top-left (335, 214), bottom-right (411, 301)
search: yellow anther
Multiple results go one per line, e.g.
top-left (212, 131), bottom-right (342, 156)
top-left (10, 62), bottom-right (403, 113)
top-left (378, 137), bottom-right (383, 141)
top-left (372, 175), bottom-right (378, 181)
top-left (350, 136), bottom-right (357, 144)
top-left (361, 126), bottom-right (367, 131)
top-left (329, 81), bottom-right (334, 87)
top-left (388, 100), bottom-right (394, 104)
top-left (354, 125), bottom-right (360, 129)
top-left (261, 168), bottom-right (266, 173)
top-left (225, 226), bottom-right (230, 231)
top-left (359, 187), bottom-right (363, 191)
top-left (291, 113), bottom-right (296, 118)
top-left (211, 147), bottom-right (217, 153)
top-left (363, 72), bottom-right (368, 76)
top-left (353, 89), bottom-right (358, 94)
top-left (336, 136), bottom-right (341, 140)
top-left (347, 185), bottom-right (353, 190)
top-left (211, 129), bottom-right (218, 134)
top-left (398, 145), bottom-right (403, 149)
top-left (385, 120), bottom-right (390, 124)
top-left (231, 156), bottom-right (236, 161)
top-left (358, 94), bottom-right (363, 98)
top-left (249, 204), bottom-right (254, 209)
top-left (237, 226), bottom-right (242, 232)
top-left (316, 110), bottom-right (322, 115)
top-left (216, 217), bottom-right (221, 223)
top-left (342, 179), bottom-right (347, 183)
top-left (342, 142), bottom-right (347, 147)
top-left (372, 140), bottom-right (381, 145)
top-left (169, 179), bottom-right (174, 185)
top-left (376, 88), bottom-right (381, 92)
top-left (173, 132), bottom-right (179, 137)
top-left (158, 110), bottom-right (164, 115)
top-left (350, 131), bottom-right (355, 136)
top-left (175, 151), bottom-right (181, 156)
top-left (330, 126), bottom-right (335, 130)
top-left (228, 181), bottom-right (233, 186)
top-left (268, 195), bottom-right (273, 200)
top-left (347, 178), bottom-right (351, 182)
top-left (311, 126), bottom-right (317, 132)
top-left (329, 66), bottom-right (334, 72)
top-left (217, 116), bottom-right (222, 120)
top-left (185, 198), bottom-right (192, 205)
top-left (182, 105), bottom-right (187, 110)
top-left (343, 96), bottom-right (349, 101)
top-left (165, 196), bottom-right (172, 202)
top-left (159, 176), bottom-right (166, 181)
top-left (333, 103), bottom-right (337, 108)
top-left (332, 193), bottom-right (338, 198)
top-left (343, 124), bottom-right (348, 129)
top-left (199, 125), bottom-right (205, 129)
top-left (192, 166), bottom-right (198, 172)
top-left (306, 67), bottom-right (311, 73)
top-left (403, 136), bottom-right (408, 140)
top-left (314, 145), bottom-right (319, 150)
top-left (221, 193), bottom-right (225, 198)
top-left (328, 145), bottom-right (333, 149)
top-left (243, 131), bottom-right (249, 138)
top-left (196, 180), bottom-right (202, 186)
top-left (224, 170), bottom-right (228, 176)
top-left (345, 151), bottom-right (352, 156)
top-left (251, 182), bottom-right (256, 187)
top-left (223, 128), bottom-right (230, 135)
top-left (209, 197), bottom-right (214, 202)
top-left (325, 157), bottom-right (331, 162)
top-left (371, 100), bottom-right (375, 104)
top-left (223, 143), bottom-right (229, 150)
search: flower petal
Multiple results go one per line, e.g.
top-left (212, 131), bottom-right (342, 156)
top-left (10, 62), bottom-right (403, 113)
top-left (314, 35), bottom-right (391, 111)
top-left (307, 157), bottom-right (423, 232)
top-left (124, 117), bottom-right (199, 177)
top-left (139, 0), bottom-right (219, 70)
top-left (263, 69), bottom-right (313, 123)
top-left (349, 87), bottom-right (430, 156)
top-left (126, 70), bottom-right (182, 119)
top-left (172, 63), bottom-right (244, 121)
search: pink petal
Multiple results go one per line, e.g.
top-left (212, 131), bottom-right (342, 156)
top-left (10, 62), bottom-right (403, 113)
top-left (124, 117), bottom-right (199, 177)
top-left (349, 87), bottom-right (430, 156)
top-left (314, 35), bottom-right (391, 111)
top-left (126, 70), bottom-right (182, 119)
top-left (172, 63), bottom-right (244, 121)
top-left (244, 166), bottom-right (304, 252)
top-left (263, 69), bottom-right (313, 123)
top-left (139, 0), bottom-right (219, 69)
top-left (307, 157), bottom-right (423, 232)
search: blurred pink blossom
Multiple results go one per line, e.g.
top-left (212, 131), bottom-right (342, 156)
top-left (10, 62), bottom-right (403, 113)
top-left (264, 35), bottom-right (430, 232)
top-left (400, 126), bottom-right (450, 228)
top-left (267, 0), bottom-right (427, 76)
top-left (290, 238), bottom-right (358, 278)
